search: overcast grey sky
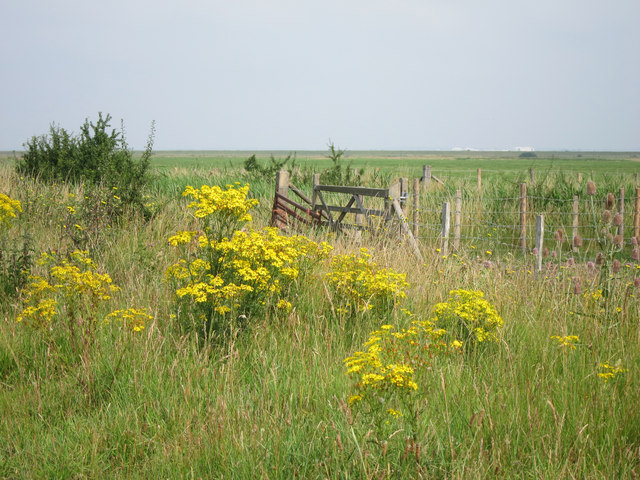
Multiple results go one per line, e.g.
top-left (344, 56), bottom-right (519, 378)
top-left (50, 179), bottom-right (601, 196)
top-left (1, 0), bottom-right (639, 151)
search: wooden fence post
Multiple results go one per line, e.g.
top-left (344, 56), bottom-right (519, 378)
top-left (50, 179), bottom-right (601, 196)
top-left (572, 195), bottom-right (579, 252)
top-left (276, 170), bottom-right (290, 197)
top-left (535, 215), bottom-right (544, 273)
top-left (577, 172), bottom-right (583, 183)
top-left (520, 183), bottom-right (527, 253)
top-left (441, 202), bottom-right (451, 256)
top-left (422, 165), bottom-right (432, 190)
top-left (387, 180), bottom-right (401, 223)
top-left (477, 168), bottom-right (482, 192)
top-left (400, 177), bottom-right (409, 214)
top-left (618, 187), bottom-right (625, 240)
top-left (634, 187), bottom-right (640, 241)
top-left (354, 194), bottom-right (364, 242)
top-left (311, 173), bottom-right (320, 209)
top-left (529, 168), bottom-right (535, 184)
top-left (412, 178), bottom-right (419, 238)
top-left (454, 189), bottom-right (462, 251)
top-left (391, 198), bottom-right (423, 262)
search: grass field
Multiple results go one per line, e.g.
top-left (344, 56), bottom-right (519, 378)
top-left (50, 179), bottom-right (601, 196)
top-left (146, 149), bottom-right (640, 178)
top-left (1, 151), bottom-right (639, 478)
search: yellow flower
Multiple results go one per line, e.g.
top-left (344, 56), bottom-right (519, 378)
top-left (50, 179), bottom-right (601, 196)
top-left (105, 308), bottom-right (152, 332)
top-left (168, 230), bottom-right (197, 246)
top-left (551, 335), bottom-right (579, 349)
top-left (598, 362), bottom-right (625, 382)
top-left (0, 193), bottom-right (22, 227)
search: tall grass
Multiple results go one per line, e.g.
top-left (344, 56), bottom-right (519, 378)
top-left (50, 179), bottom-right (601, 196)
top-left (0, 161), bottom-right (639, 478)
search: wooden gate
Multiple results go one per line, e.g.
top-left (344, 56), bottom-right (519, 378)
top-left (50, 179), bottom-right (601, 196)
top-left (270, 170), bottom-right (422, 260)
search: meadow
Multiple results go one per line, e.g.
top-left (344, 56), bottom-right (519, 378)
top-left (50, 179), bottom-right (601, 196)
top-left (0, 150), bottom-right (639, 479)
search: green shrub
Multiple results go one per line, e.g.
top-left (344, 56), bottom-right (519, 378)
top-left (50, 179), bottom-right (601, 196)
top-left (17, 113), bottom-right (155, 211)
top-left (243, 153), bottom-right (297, 178)
top-left (322, 142), bottom-right (362, 185)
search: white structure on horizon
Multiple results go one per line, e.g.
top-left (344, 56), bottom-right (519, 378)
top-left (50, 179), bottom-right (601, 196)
top-left (513, 146), bottom-right (535, 152)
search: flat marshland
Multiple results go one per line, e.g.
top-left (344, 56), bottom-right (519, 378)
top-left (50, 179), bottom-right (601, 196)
top-left (0, 151), bottom-right (639, 479)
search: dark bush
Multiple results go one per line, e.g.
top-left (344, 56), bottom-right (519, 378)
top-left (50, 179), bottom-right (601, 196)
top-left (17, 113), bottom-right (155, 210)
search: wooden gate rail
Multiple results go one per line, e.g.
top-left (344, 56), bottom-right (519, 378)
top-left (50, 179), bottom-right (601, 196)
top-left (270, 170), bottom-right (423, 261)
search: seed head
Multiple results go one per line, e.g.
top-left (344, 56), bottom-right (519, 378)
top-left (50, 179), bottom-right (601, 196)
top-left (606, 193), bottom-right (615, 210)
top-left (612, 259), bottom-right (621, 273)
top-left (606, 233), bottom-right (614, 243)
top-left (554, 229), bottom-right (564, 242)
top-left (573, 277), bottom-right (582, 295)
top-left (603, 210), bottom-right (612, 224)
top-left (613, 235), bottom-right (623, 247)
top-left (632, 247), bottom-right (640, 261)
top-left (567, 257), bottom-right (575, 266)
top-left (587, 261), bottom-right (595, 269)
top-left (595, 252), bottom-right (605, 266)
top-left (573, 235), bottom-right (583, 248)
top-left (586, 181), bottom-right (596, 195)
top-left (543, 247), bottom-right (550, 257)
top-left (634, 277), bottom-right (640, 288)
top-left (613, 213), bottom-right (623, 226)
top-left (631, 237), bottom-right (638, 246)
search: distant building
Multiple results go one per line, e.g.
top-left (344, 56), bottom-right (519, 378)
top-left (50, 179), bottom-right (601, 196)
top-left (513, 146), bottom-right (535, 152)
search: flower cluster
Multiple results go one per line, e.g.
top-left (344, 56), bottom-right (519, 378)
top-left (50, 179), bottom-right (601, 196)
top-left (345, 317), bottom-right (461, 431)
top-left (430, 289), bottom-right (503, 344)
top-left (551, 335), bottom-right (580, 350)
top-left (597, 362), bottom-right (626, 382)
top-left (327, 248), bottom-right (408, 316)
top-left (183, 184), bottom-right (258, 222)
top-left (105, 308), bottom-right (152, 332)
top-left (168, 228), bottom-right (330, 317)
top-left (0, 193), bottom-right (22, 228)
top-left (167, 184), bottom-right (331, 331)
top-left (18, 250), bottom-right (120, 328)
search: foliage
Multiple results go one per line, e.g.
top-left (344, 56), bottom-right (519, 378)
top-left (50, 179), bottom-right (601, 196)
top-left (243, 153), bottom-right (298, 178)
top-left (430, 289), bottom-right (503, 345)
top-left (0, 194), bottom-right (33, 299)
top-left (0, 234), bottom-right (34, 299)
top-left (327, 248), bottom-right (408, 317)
top-left (0, 193), bottom-right (22, 227)
top-left (17, 113), bottom-right (155, 211)
top-left (322, 142), bottom-right (361, 185)
top-left (344, 316), bottom-right (461, 462)
top-left (17, 250), bottom-right (148, 353)
top-left (2, 159), bottom-right (640, 478)
top-left (166, 183), bottom-right (331, 337)
top-left (17, 250), bottom-right (120, 331)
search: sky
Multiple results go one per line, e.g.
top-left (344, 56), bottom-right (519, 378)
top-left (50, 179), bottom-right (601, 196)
top-left (1, 0), bottom-right (639, 152)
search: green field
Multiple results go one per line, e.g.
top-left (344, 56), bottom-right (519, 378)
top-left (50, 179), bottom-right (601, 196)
top-left (1, 151), bottom-right (640, 478)
top-left (147, 149), bottom-right (640, 179)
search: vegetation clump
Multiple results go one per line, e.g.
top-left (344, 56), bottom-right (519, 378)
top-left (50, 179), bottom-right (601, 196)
top-left (166, 183), bottom-right (331, 337)
top-left (17, 113), bottom-right (155, 211)
top-left (327, 247), bottom-right (408, 317)
top-left (430, 289), bottom-right (503, 345)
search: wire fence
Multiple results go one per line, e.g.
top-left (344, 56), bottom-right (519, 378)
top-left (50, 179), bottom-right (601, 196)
top-left (397, 182), bottom-right (640, 263)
